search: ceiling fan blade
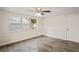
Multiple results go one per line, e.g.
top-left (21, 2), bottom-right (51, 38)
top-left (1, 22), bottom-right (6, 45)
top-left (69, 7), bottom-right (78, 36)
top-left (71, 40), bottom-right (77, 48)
top-left (42, 10), bottom-right (51, 12)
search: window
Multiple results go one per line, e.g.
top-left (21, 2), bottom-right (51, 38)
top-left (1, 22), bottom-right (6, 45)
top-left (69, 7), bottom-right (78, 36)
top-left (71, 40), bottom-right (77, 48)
top-left (21, 17), bottom-right (30, 30)
top-left (30, 18), bottom-right (38, 29)
top-left (9, 16), bottom-right (30, 31)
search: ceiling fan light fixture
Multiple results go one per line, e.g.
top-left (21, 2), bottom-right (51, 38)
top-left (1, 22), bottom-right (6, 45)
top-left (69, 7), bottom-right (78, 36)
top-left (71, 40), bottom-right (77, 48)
top-left (35, 12), bottom-right (42, 17)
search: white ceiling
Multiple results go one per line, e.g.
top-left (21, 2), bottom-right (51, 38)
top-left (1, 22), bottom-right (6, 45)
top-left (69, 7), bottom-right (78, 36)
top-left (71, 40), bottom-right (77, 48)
top-left (0, 7), bottom-right (79, 16)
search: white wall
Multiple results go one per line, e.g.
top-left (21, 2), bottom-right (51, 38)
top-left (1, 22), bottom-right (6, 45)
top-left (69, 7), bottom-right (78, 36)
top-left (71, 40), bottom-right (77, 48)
top-left (0, 10), bottom-right (42, 46)
top-left (67, 14), bottom-right (79, 42)
top-left (43, 15), bottom-right (67, 40)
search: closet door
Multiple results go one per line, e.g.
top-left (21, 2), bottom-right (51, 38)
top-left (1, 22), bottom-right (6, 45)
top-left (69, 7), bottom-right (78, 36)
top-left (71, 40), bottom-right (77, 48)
top-left (67, 14), bottom-right (79, 42)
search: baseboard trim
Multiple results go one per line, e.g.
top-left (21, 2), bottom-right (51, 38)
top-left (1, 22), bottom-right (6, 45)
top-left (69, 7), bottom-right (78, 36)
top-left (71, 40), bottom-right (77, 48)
top-left (44, 34), bottom-right (64, 40)
top-left (0, 35), bottom-right (43, 47)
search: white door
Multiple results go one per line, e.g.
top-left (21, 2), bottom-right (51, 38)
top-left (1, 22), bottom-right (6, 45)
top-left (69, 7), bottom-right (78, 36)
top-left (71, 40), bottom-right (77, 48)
top-left (67, 14), bottom-right (79, 42)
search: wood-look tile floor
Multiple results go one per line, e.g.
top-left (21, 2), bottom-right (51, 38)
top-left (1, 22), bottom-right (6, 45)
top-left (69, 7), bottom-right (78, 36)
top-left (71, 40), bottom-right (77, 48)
top-left (0, 35), bottom-right (79, 52)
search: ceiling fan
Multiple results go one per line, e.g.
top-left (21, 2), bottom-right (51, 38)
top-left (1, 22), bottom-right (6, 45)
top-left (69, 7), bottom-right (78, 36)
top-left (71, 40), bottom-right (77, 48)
top-left (29, 8), bottom-right (51, 16)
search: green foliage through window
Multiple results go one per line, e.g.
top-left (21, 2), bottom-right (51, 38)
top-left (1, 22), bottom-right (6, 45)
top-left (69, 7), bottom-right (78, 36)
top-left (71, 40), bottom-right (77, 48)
top-left (31, 18), bottom-right (37, 24)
